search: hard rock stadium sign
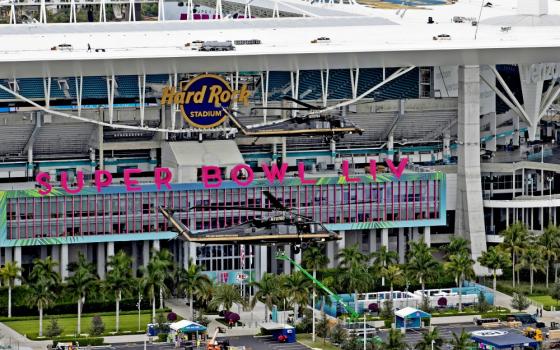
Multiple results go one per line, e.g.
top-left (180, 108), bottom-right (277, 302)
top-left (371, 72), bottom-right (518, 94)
top-left (35, 159), bottom-right (409, 195)
top-left (160, 74), bottom-right (250, 128)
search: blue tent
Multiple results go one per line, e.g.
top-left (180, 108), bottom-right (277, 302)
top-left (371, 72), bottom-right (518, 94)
top-left (470, 329), bottom-right (539, 349)
top-left (394, 307), bottom-right (431, 329)
top-left (180, 324), bottom-right (207, 333)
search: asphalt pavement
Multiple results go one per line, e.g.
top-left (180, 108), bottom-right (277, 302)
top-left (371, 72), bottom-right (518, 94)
top-left (107, 336), bottom-right (310, 350)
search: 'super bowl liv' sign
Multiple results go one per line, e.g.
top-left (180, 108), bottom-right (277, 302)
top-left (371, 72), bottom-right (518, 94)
top-left (160, 74), bottom-right (250, 128)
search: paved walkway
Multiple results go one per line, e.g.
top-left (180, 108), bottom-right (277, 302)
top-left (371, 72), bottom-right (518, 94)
top-left (491, 286), bottom-right (560, 323)
top-left (0, 322), bottom-right (50, 350)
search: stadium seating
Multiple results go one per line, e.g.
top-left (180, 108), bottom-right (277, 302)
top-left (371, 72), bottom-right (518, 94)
top-left (116, 75), bottom-right (139, 98)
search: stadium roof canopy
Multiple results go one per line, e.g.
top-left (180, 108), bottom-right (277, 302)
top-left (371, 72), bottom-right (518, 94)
top-left (1, 0), bottom-right (560, 77)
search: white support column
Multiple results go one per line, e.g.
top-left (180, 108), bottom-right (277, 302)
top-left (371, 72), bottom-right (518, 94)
top-left (188, 0), bottom-right (194, 19)
top-left (424, 227), bottom-right (431, 247)
top-left (255, 246), bottom-right (267, 281)
top-left (138, 74), bottom-right (146, 126)
top-left (14, 247), bottom-right (21, 286)
top-left (106, 241), bottom-right (115, 271)
top-left (215, 0), bottom-right (223, 18)
top-left (97, 243), bottom-right (106, 279)
top-left (398, 228), bottom-right (406, 263)
top-left (143, 240), bottom-right (150, 267)
top-left (61, 244), bottom-right (69, 280)
top-left (43, 77), bottom-right (51, 109)
top-left (350, 68), bottom-right (360, 99)
top-left (369, 230), bottom-right (377, 254)
top-left (131, 242), bottom-right (138, 276)
top-left (513, 115), bottom-right (520, 146)
top-left (158, 0), bottom-right (165, 21)
top-left (283, 246), bottom-right (291, 274)
top-left (40, 0), bottom-right (47, 23)
top-left (336, 230), bottom-right (346, 265)
top-left (40, 246), bottom-right (48, 260)
top-left (107, 75), bottom-right (115, 124)
top-left (455, 65), bottom-right (487, 268)
top-left (153, 240), bottom-right (160, 252)
top-left (170, 73), bottom-right (178, 130)
top-left (321, 69), bottom-right (330, 107)
top-left (129, 0), bottom-right (136, 21)
top-left (51, 245), bottom-right (60, 264)
top-left (69, 0), bottom-right (76, 23)
top-left (9, 3), bottom-right (16, 24)
top-left (327, 241), bottom-right (336, 268)
top-left (260, 71), bottom-right (269, 122)
top-left (99, 0), bottom-right (107, 22)
top-left (290, 70), bottom-right (300, 118)
top-left (4, 248), bottom-right (12, 265)
top-left (381, 229), bottom-right (389, 248)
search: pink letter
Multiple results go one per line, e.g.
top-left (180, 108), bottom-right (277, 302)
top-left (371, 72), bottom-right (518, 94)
top-left (95, 170), bottom-right (113, 192)
top-left (386, 157), bottom-right (408, 179)
top-left (261, 162), bottom-right (288, 185)
top-left (342, 160), bottom-right (360, 183)
top-left (202, 166), bottom-right (222, 188)
top-left (298, 162), bottom-right (316, 185)
top-left (61, 171), bottom-right (84, 194)
top-left (368, 160), bottom-right (377, 181)
top-left (230, 164), bottom-right (254, 187)
top-left (154, 167), bottom-right (173, 190)
top-left (36, 172), bottom-right (52, 196)
top-left (124, 168), bottom-right (143, 192)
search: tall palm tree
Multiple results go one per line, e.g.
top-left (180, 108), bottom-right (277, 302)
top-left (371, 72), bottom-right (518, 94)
top-left (338, 244), bottom-right (368, 269)
top-left (539, 224), bottom-right (560, 288)
top-left (448, 330), bottom-right (474, 350)
top-left (338, 264), bottom-right (371, 313)
top-left (139, 267), bottom-right (158, 323)
top-left (150, 249), bottom-right (174, 309)
top-left (383, 328), bottom-right (408, 350)
top-left (478, 246), bottom-right (511, 291)
top-left (415, 328), bottom-right (442, 350)
top-left (302, 245), bottom-right (329, 342)
top-left (443, 237), bottom-right (470, 257)
top-left (382, 264), bottom-right (404, 301)
top-left (520, 245), bottom-right (545, 294)
top-left (499, 221), bottom-right (529, 287)
top-left (444, 251), bottom-right (475, 311)
top-left (372, 246), bottom-right (398, 286)
top-left (67, 252), bottom-right (98, 335)
top-left (27, 257), bottom-right (61, 337)
top-left (178, 259), bottom-right (212, 321)
top-left (406, 241), bottom-right (440, 297)
top-left (251, 273), bottom-right (280, 321)
top-left (209, 284), bottom-right (244, 311)
top-left (283, 272), bottom-right (312, 319)
top-left (106, 250), bottom-right (133, 332)
top-left (0, 261), bottom-right (22, 317)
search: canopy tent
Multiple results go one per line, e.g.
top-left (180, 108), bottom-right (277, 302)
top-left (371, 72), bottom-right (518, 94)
top-left (470, 329), bottom-right (539, 349)
top-left (170, 320), bottom-right (207, 333)
top-left (394, 307), bottom-right (431, 330)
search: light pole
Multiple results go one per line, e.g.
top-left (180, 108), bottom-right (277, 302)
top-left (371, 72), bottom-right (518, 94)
top-left (137, 293), bottom-right (143, 331)
top-left (431, 339), bottom-right (435, 350)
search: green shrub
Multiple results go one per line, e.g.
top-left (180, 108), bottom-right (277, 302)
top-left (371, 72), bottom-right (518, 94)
top-left (89, 315), bottom-right (105, 336)
top-left (45, 318), bottom-right (63, 338)
top-left (52, 337), bottom-right (104, 346)
top-left (157, 333), bottom-right (169, 342)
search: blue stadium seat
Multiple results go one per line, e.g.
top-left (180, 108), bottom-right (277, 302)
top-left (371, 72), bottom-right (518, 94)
top-left (116, 75), bottom-right (139, 98)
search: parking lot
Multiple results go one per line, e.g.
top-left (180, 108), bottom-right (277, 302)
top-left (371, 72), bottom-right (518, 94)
top-left (107, 336), bottom-right (310, 350)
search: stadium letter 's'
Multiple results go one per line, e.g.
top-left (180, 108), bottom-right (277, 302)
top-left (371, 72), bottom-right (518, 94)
top-left (261, 162), bottom-right (288, 184)
top-left (36, 172), bottom-right (52, 195)
top-left (95, 170), bottom-right (113, 192)
top-left (369, 160), bottom-right (377, 180)
top-left (154, 167), bottom-right (173, 190)
top-left (342, 160), bottom-right (360, 183)
top-left (386, 158), bottom-right (408, 179)
top-left (124, 168), bottom-right (143, 191)
top-left (230, 164), bottom-right (254, 186)
top-left (298, 162), bottom-right (316, 185)
top-left (61, 171), bottom-right (84, 194)
top-left (201, 166), bottom-right (223, 188)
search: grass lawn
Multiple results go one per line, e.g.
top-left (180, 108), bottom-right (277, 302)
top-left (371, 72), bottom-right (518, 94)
top-left (297, 334), bottom-right (340, 350)
top-left (4, 313), bottom-right (155, 339)
top-left (529, 295), bottom-right (560, 308)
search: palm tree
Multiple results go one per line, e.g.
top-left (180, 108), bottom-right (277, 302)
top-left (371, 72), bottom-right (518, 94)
top-left (67, 252), bottom-right (98, 335)
top-left (383, 328), bottom-right (408, 350)
top-left (150, 249), bottom-right (174, 309)
top-left (27, 257), bottom-right (60, 337)
top-left (382, 265), bottom-right (404, 301)
top-left (338, 264), bottom-right (371, 313)
top-left (283, 272), bottom-right (312, 319)
top-left (0, 261), bottom-right (22, 317)
top-left (448, 330), bottom-right (473, 350)
top-left (478, 246), bottom-right (511, 291)
top-left (251, 273), bottom-right (280, 321)
top-left (106, 250), bottom-right (133, 332)
top-left (209, 284), bottom-right (244, 311)
top-left (415, 328), bottom-right (442, 350)
top-left (139, 267), bottom-right (158, 324)
top-left (178, 259), bottom-right (212, 321)
top-left (338, 244), bottom-right (368, 269)
top-left (520, 245), bottom-right (545, 294)
top-left (539, 224), bottom-right (560, 288)
top-left (372, 246), bottom-right (398, 286)
top-left (499, 221), bottom-right (529, 287)
top-left (444, 252), bottom-right (475, 311)
top-left (406, 241), bottom-right (440, 297)
top-left (443, 237), bottom-right (470, 257)
top-left (302, 245), bottom-right (329, 342)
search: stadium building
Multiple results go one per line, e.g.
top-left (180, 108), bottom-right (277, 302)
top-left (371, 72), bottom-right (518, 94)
top-left (0, 0), bottom-right (559, 283)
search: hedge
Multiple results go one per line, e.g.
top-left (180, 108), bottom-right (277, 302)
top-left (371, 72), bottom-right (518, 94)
top-left (52, 338), bottom-right (104, 346)
top-left (0, 299), bottom-right (157, 318)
